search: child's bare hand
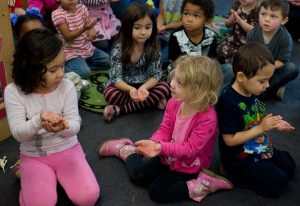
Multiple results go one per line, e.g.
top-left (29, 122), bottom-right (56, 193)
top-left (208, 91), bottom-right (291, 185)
top-left (41, 111), bottom-right (62, 123)
top-left (84, 18), bottom-right (97, 30)
top-left (289, 0), bottom-right (300, 6)
top-left (135, 140), bottom-right (161, 158)
top-left (129, 88), bottom-right (141, 102)
top-left (275, 120), bottom-right (295, 132)
top-left (228, 10), bottom-right (237, 22)
top-left (137, 87), bottom-right (149, 101)
top-left (157, 25), bottom-right (166, 34)
top-left (87, 29), bottom-right (99, 41)
top-left (259, 114), bottom-right (283, 132)
top-left (40, 111), bottom-right (69, 132)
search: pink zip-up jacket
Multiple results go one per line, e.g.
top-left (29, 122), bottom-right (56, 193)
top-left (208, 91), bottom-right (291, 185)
top-left (150, 98), bottom-right (218, 174)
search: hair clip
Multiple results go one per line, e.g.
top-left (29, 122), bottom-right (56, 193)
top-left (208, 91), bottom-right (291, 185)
top-left (25, 7), bottom-right (43, 19)
top-left (10, 7), bottom-right (43, 26)
top-left (10, 13), bottom-right (19, 26)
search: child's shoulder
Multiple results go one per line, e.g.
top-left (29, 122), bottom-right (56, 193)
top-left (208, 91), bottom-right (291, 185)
top-left (5, 82), bottom-right (18, 93)
top-left (4, 82), bottom-right (24, 99)
top-left (204, 26), bottom-right (218, 38)
top-left (60, 78), bottom-right (75, 89)
top-left (219, 86), bottom-right (242, 104)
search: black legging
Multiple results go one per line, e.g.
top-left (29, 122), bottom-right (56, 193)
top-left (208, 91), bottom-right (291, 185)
top-left (125, 154), bottom-right (197, 203)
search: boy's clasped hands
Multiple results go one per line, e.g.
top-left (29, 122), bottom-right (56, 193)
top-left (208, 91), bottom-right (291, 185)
top-left (40, 111), bottom-right (69, 133)
top-left (258, 114), bottom-right (295, 133)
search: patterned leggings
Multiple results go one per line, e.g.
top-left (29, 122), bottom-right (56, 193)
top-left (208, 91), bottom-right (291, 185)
top-left (104, 81), bottom-right (170, 114)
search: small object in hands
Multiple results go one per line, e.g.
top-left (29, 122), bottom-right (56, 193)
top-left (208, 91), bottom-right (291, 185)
top-left (0, 156), bottom-right (8, 172)
top-left (43, 111), bottom-right (68, 129)
top-left (81, 80), bottom-right (90, 91)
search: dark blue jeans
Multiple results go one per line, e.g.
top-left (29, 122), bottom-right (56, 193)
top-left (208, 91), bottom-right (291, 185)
top-left (65, 48), bottom-right (109, 79)
top-left (264, 62), bottom-right (299, 98)
top-left (223, 148), bottom-right (296, 198)
top-left (125, 154), bottom-right (197, 203)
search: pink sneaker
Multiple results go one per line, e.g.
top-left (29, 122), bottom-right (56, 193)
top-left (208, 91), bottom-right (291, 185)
top-left (186, 169), bottom-right (233, 202)
top-left (98, 138), bottom-right (133, 158)
top-left (103, 105), bottom-right (120, 122)
top-left (198, 169), bottom-right (233, 192)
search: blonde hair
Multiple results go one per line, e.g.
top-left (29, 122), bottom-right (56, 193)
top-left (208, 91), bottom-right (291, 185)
top-left (172, 55), bottom-right (223, 110)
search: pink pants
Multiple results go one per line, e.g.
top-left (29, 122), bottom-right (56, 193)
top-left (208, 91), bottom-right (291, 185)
top-left (19, 144), bottom-right (100, 206)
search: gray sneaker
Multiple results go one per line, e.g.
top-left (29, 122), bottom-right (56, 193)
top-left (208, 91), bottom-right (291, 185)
top-left (276, 86), bottom-right (285, 100)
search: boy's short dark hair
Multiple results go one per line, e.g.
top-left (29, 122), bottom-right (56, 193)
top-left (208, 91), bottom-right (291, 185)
top-left (260, 0), bottom-right (290, 18)
top-left (181, 0), bottom-right (214, 19)
top-left (232, 42), bottom-right (275, 78)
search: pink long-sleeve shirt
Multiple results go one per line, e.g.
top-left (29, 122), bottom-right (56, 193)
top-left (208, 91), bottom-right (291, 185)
top-left (151, 98), bottom-right (218, 174)
top-left (4, 79), bottom-right (81, 157)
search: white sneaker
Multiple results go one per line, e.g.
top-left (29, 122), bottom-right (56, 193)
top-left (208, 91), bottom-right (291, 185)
top-left (276, 86), bottom-right (285, 100)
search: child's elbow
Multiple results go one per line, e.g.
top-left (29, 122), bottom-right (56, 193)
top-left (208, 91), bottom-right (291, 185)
top-left (223, 135), bottom-right (237, 147)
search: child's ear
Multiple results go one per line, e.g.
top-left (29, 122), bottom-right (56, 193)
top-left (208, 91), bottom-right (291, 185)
top-left (236, 71), bottom-right (246, 82)
top-left (281, 17), bottom-right (288, 25)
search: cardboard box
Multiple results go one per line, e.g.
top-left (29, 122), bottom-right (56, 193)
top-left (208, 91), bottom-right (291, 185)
top-left (0, 0), bottom-right (15, 141)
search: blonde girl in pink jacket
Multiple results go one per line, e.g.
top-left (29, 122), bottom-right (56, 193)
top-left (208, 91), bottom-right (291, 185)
top-left (98, 56), bottom-right (233, 203)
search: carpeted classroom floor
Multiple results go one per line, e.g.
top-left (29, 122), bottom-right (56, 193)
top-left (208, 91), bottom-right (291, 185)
top-left (1, 1), bottom-right (300, 205)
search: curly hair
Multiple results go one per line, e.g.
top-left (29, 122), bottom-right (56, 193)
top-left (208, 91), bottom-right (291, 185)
top-left (13, 28), bottom-right (63, 94)
top-left (232, 42), bottom-right (274, 78)
top-left (181, 0), bottom-right (215, 19)
top-left (117, 2), bottom-right (160, 66)
top-left (172, 56), bottom-right (223, 110)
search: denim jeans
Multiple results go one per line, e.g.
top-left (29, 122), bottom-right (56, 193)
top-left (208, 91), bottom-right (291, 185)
top-left (265, 62), bottom-right (299, 98)
top-left (65, 48), bottom-right (110, 78)
top-left (158, 32), bottom-right (172, 66)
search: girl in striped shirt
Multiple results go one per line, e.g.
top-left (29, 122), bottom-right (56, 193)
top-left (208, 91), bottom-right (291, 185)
top-left (52, 0), bottom-right (110, 78)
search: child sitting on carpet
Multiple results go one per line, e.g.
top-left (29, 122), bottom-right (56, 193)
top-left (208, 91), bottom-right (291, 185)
top-left (98, 55), bottom-right (233, 203)
top-left (103, 2), bottom-right (170, 122)
top-left (168, 0), bottom-right (234, 89)
top-left (4, 29), bottom-right (99, 206)
top-left (217, 42), bottom-right (295, 198)
top-left (246, 0), bottom-right (299, 99)
top-left (218, 0), bottom-right (260, 63)
top-left (52, 0), bottom-right (110, 78)
top-left (81, 0), bottom-right (121, 52)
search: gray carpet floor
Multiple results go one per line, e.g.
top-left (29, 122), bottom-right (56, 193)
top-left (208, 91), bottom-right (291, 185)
top-left (1, 1), bottom-right (300, 205)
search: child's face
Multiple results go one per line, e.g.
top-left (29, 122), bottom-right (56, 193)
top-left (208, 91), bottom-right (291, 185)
top-left (259, 7), bottom-right (288, 33)
top-left (182, 2), bottom-right (209, 33)
top-left (20, 20), bottom-right (43, 38)
top-left (42, 48), bottom-right (65, 93)
top-left (238, 63), bottom-right (275, 96)
top-left (170, 70), bottom-right (187, 102)
top-left (132, 15), bottom-right (153, 45)
top-left (60, 0), bottom-right (78, 12)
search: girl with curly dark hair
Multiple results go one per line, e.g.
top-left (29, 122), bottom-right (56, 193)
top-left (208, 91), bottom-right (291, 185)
top-left (4, 28), bottom-right (100, 206)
